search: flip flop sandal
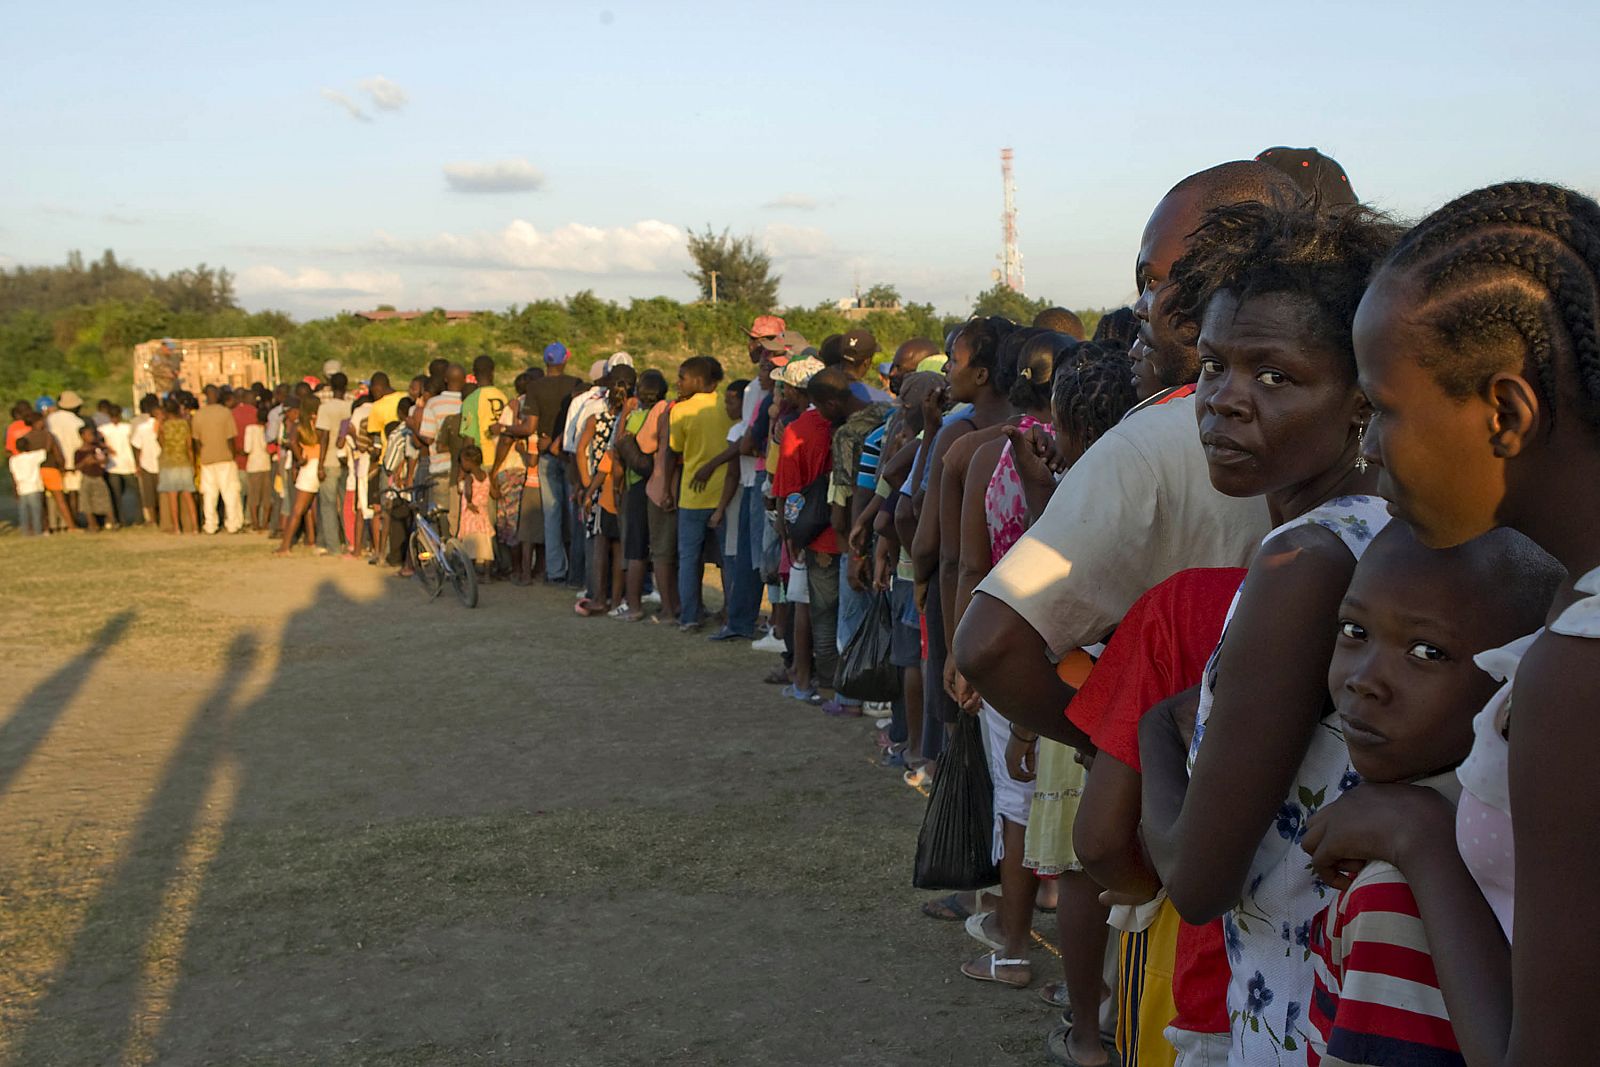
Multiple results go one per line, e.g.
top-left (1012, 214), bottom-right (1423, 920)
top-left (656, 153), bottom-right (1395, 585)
top-left (920, 892), bottom-right (972, 922)
top-left (965, 911), bottom-right (1007, 952)
top-left (1043, 1023), bottom-right (1119, 1067)
top-left (1038, 982), bottom-right (1070, 1010)
top-left (961, 952), bottom-right (1032, 989)
top-left (573, 598), bottom-right (594, 616)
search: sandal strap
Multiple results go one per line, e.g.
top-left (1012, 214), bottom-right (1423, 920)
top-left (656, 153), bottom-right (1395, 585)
top-left (990, 954), bottom-right (1030, 970)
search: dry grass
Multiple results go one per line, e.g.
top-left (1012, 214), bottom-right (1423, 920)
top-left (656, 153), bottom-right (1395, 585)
top-left (0, 531), bottom-right (1049, 1067)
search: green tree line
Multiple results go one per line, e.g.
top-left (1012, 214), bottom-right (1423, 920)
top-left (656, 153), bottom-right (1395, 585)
top-left (0, 251), bottom-right (1109, 402)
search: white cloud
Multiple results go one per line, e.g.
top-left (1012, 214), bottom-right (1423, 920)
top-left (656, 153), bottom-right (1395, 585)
top-left (360, 75), bottom-right (408, 111)
top-left (761, 223), bottom-right (835, 260)
top-left (320, 88), bottom-right (370, 123)
top-left (443, 159), bottom-right (546, 194)
top-left (762, 192), bottom-right (818, 211)
top-left (375, 219), bottom-right (688, 275)
top-left (238, 265), bottom-right (402, 301)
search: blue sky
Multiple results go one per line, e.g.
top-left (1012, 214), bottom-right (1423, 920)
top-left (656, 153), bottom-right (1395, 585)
top-left (4, 0), bottom-right (1598, 319)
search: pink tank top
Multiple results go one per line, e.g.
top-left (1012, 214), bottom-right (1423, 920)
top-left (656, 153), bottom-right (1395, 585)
top-left (983, 415), bottom-right (1051, 565)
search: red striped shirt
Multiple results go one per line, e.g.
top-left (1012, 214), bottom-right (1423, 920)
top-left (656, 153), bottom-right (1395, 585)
top-left (1308, 860), bottom-right (1465, 1066)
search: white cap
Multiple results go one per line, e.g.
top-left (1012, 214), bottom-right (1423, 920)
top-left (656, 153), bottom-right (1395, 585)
top-left (322, 359), bottom-right (343, 377)
top-left (606, 351), bottom-right (634, 370)
top-left (588, 360), bottom-right (608, 381)
top-left (779, 356), bottom-right (824, 388)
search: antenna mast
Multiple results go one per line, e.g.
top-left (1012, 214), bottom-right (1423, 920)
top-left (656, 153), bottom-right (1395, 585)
top-left (999, 147), bottom-right (1024, 292)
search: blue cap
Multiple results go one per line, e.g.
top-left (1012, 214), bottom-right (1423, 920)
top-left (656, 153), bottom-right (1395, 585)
top-left (543, 342), bottom-right (569, 364)
top-left (35, 395), bottom-right (55, 411)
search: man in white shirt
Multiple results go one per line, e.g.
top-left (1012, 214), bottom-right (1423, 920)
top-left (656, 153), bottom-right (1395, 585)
top-left (416, 364), bottom-right (464, 532)
top-left (46, 391), bottom-right (86, 523)
top-left (99, 403), bottom-right (138, 526)
top-left (129, 394), bottom-right (162, 524)
top-left (314, 372), bottom-right (354, 552)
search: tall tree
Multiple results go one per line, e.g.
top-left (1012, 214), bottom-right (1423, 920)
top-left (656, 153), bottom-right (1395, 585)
top-left (861, 283), bottom-right (901, 308)
top-left (971, 282), bottom-right (1050, 324)
top-left (684, 226), bottom-right (780, 309)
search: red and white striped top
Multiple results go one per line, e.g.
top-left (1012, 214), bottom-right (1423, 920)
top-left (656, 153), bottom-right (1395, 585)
top-left (1308, 779), bottom-right (1465, 1067)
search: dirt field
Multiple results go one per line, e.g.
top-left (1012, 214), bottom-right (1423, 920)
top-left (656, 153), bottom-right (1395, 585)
top-left (0, 530), bottom-right (1061, 1066)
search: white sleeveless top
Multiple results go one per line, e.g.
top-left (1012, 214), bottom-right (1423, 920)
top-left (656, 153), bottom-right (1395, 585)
top-left (1457, 564), bottom-right (1600, 944)
top-left (1188, 495), bottom-right (1391, 1067)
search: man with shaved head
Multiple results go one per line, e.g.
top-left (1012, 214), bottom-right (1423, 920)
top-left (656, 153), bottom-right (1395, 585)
top-left (953, 159), bottom-right (1301, 1067)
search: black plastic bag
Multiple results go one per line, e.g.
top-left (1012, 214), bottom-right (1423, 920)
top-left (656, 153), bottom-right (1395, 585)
top-left (912, 712), bottom-right (999, 890)
top-left (836, 591), bottom-right (899, 701)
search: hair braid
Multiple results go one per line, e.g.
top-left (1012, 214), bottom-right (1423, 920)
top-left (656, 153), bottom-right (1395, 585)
top-left (1386, 182), bottom-right (1600, 428)
top-left (1054, 343), bottom-right (1138, 450)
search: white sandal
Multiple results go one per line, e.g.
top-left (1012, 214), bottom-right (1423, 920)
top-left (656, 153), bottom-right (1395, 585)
top-left (965, 910), bottom-right (1006, 952)
top-left (961, 951), bottom-right (1032, 988)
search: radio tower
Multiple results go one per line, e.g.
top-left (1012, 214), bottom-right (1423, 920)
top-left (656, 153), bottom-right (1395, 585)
top-left (999, 147), bottom-right (1024, 292)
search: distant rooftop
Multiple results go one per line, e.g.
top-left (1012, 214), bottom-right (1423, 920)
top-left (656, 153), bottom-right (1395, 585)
top-left (353, 309), bottom-right (481, 322)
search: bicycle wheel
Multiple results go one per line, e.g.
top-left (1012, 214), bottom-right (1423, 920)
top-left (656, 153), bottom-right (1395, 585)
top-left (445, 542), bottom-right (479, 608)
top-left (410, 528), bottom-right (445, 597)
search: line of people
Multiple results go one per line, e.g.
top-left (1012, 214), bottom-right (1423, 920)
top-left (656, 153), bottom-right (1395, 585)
top-left (8, 147), bottom-right (1597, 1067)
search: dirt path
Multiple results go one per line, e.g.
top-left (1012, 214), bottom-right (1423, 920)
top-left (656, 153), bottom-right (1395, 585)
top-left (0, 531), bottom-right (1055, 1066)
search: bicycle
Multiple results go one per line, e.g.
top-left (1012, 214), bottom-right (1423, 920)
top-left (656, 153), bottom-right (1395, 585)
top-left (386, 479), bottom-right (478, 608)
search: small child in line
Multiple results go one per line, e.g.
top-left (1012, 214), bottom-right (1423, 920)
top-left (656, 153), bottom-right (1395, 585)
top-left (455, 445), bottom-right (495, 578)
top-left (9, 411), bottom-right (48, 535)
top-left (1303, 523), bottom-right (1563, 1067)
top-left (74, 424), bottom-right (115, 531)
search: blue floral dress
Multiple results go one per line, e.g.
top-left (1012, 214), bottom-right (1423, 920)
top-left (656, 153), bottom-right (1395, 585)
top-left (1187, 495), bottom-right (1390, 1066)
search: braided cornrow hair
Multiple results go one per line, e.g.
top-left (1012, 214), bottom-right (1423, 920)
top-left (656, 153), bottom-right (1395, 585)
top-left (1167, 200), bottom-right (1404, 376)
top-left (1053, 342), bottom-right (1138, 450)
top-left (1379, 181), bottom-right (1600, 429)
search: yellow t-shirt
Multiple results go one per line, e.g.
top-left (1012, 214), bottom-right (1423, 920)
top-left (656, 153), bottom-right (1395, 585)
top-left (366, 391), bottom-right (404, 440)
top-left (668, 390), bottom-right (734, 511)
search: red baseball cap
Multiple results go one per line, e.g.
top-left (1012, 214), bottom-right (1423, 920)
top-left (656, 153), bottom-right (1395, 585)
top-left (746, 314), bottom-right (786, 339)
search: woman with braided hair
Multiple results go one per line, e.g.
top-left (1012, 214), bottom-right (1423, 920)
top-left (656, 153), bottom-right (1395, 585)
top-left (1301, 181), bottom-right (1600, 1066)
top-left (1134, 197), bottom-right (1403, 1067)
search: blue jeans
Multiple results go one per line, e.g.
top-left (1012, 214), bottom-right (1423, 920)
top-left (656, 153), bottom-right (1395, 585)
top-left (677, 507), bottom-right (720, 625)
top-left (316, 462), bottom-right (345, 551)
top-left (567, 482), bottom-right (589, 591)
top-left (18, 492), bottom-right (43, 535)
top-left (722, 484), bottom-right (762, 636)
top-left (537, 453), bottom-right (568, 581)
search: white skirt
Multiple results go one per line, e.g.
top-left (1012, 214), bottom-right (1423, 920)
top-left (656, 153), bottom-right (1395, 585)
top-left (294, 462), bottom-right (321, 494)
top-left (981, 701), bottom-right (1032, 864)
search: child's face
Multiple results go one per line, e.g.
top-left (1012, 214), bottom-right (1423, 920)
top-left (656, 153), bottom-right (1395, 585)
top-left (724, 388), bottom-right (743, 418)
top-left (1329, 526), bottom-right (1506, 783)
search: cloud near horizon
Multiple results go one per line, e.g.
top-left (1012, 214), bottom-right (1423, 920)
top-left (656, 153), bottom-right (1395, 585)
top-left (238, 265), bottom-right (403, 302)
top-left (374, 218), bottom-right (688, 274)
top-left (762, 193), bottom-right (818, 211)
top-left (443, 159), bottom-right (546, 194)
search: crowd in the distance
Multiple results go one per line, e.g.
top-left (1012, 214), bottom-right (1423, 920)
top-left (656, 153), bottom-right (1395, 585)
top-left (8, 145), bottom-right (1600, 1067)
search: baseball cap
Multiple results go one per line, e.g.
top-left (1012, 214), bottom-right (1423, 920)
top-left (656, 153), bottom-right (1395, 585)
top-left (841, 329), bottom-right (879, 363)
top-left (1255, 146), bottom-right (1357, 206)
top-left (606, 351), bottom-right (634, 370)
top-left (915, 355), bottom-right (949, 374)
top-left (588, 360), bottom-right (608, 381)
top-left (322, 359), bottom-right (343, 378)
top-left (760, 350), bottom-right (791, 369)
top-left (35, 395), bottom-right (55, 411)
top-left (58, 390), bottom-right (83, 409)
top-left (543, 342), bottom-right (569, 364)
top-left (779, 356), bottom-right (825, 388)
top-left (759, 329), bottom-right (811, 354)
top-left (746, 314), bottom-right (786, 339)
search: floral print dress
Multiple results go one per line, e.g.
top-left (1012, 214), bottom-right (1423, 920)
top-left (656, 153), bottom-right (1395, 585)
top-left (1187, 495), bottom-right (1390, 1066)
